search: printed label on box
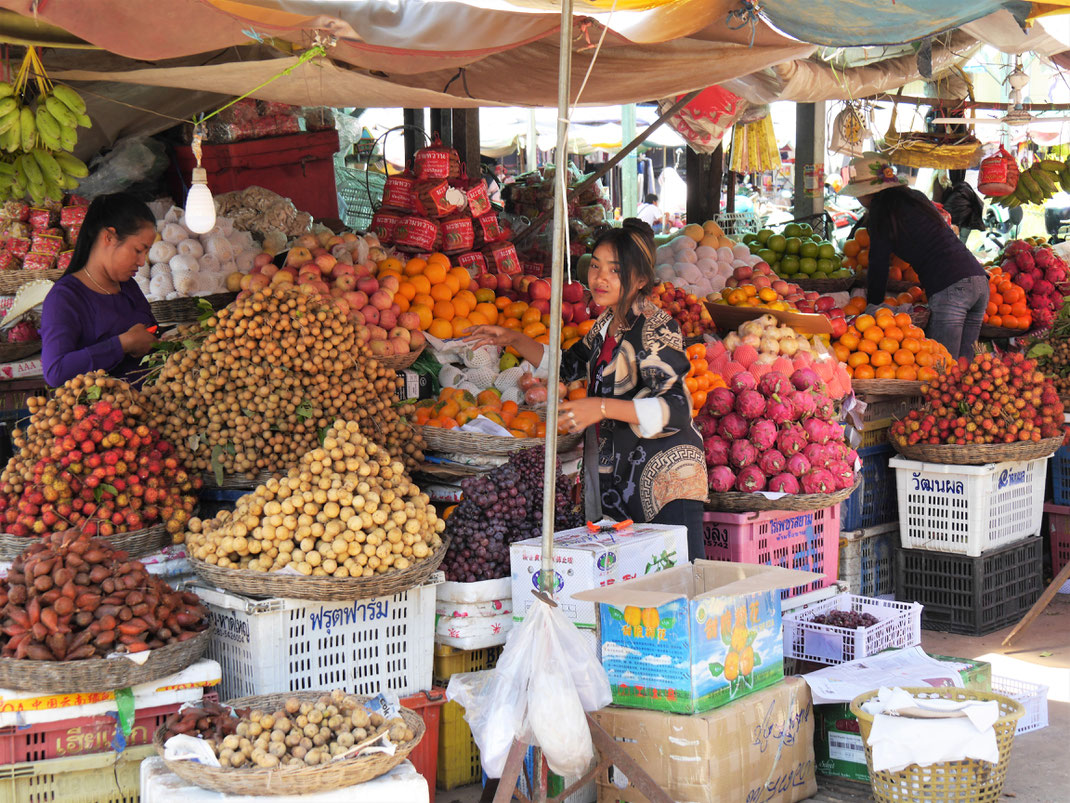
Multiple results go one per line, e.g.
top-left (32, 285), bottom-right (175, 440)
top-left (827, 731), bottom-right (865, 764)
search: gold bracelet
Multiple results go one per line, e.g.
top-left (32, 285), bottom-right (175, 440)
top-left (600, 399), bottom-right (607, 420)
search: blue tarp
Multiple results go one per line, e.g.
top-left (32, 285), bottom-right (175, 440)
top-left (759, 0), bottom-right (1033, 46)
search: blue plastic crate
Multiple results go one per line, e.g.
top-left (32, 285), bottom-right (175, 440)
top-left (839, 525), bottom-right (896, 597)
top-left (197, 488), bottom-right (246, 518)
top-left (840, 445), bottom-right (897, 531)
top-left (1052, 446), bottom-right (1070, 505)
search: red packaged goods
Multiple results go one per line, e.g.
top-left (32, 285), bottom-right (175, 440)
top-left (2, 201), bottom-right (29, 223)
top-left (381, 173), bottom-right (417, 212)
top-left (27, 207), bottom-right (54, 231)
top-left (65, 224), bottom-right (82, 246)
top-left (414, 136), bottom-right (461, 180)
top-left (456, 250), bottom-right (488, 275)
top-left (68, 195), bottom-right (89, 207)
top-left (521, 261), bottom-right (546, 277)
top-left (394, 215), bottom-right (440, 252)
top-left (6, 237), bottom-right (30, 257)
top-left (259, 100), bottom-right (297, 117)
top-left (22, 252), bottom-right (55, 270)
top-left (31, 233), bottom-right (64, 257)
top-left (415, 178), bottom-right (459, 219)
top-left (465, 179), bottom-right (493, 218)
top-left (369, 210), bottom-right (402, 243)
top-left (57, 250), bottom-right (73, 271)
top-left (442, 215), bottom-right (475, 254)
top-left (475, 212), bottom-right (507, 245)
top-left (60, 205), bottom-right (88, 228)
top-left (0, 251), bottom-right (15, 271)
top-left (484, 241), bottom-right (521, 275)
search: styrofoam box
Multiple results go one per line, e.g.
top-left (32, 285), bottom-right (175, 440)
top-left (437, 578), bottom-right (511, 604)
top-left (992, 675), bottom-right (1049, 734)
top-left (191, 578), bottom-right (438, 701)
top-left (435, 612), bottom-right (513, 650)
top-left (890, 456), bottom-right (1047, 556)
top-left (782, 592), bottom-right (921, 666)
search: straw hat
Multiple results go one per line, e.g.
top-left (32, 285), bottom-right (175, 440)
top-left (839, 152), bottom-right (907, 197)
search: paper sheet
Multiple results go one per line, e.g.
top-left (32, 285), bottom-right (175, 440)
top-left (800, 646), bottom-right (966, 705)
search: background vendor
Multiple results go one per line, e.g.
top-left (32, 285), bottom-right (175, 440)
top-left (40, 193), bottom-right (158, 387)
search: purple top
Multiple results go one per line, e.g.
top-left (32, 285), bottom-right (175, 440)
top-left (41, 273), bottom-right (156, 387)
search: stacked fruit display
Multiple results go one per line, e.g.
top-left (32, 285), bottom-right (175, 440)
top-left (982, 266), bottom-right (1032, 331)
top-left (831, 310), bottom-right (951, 381)
top-left (1028, 323), bottom-right (1070, 397)
top-left (841, 229), bottom-right (920, 285)
top-left (439, 447), bottom-right (583, 582)
top-left (414, 388), bottom-right (551, 437)
top-left (991, 239), bottom-right (1069, 331)
top-left (684, 343), bottom-right (726, 416)
top-left (698, 369), bottom-right (857, 494)
top-left (650, 282), bottom-right (716, 339)
top-left (991, 158), bottom-right (1070, 208)
top-left (742, 223), bottom-right (852, 281)
top-left (891, 352), bottom-right (1064, 446)
top-left (0, 371), bottom-right (200, 539)
top-left (652, 222), bottom-right (743, 295)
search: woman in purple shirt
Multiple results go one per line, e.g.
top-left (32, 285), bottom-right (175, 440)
top-left (41, 193), bottom-right (159, 387)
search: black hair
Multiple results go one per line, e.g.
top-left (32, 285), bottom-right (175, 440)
top-left (865, 185), bottom-right (946, 244)
top-left (592, 218), bottom-right (657, 318)
top-left (65, 193), bottom-right (156, 276)
top-left (644, 193), bottom-right (658, 204)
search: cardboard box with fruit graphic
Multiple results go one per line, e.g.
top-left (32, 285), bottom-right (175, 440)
top-left (575, 561), bottom-right (820, 714)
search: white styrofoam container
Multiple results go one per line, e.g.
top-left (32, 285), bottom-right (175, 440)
top-left (191, 579), bottom-right (438, 701)
top-left (992, 675), bottom-right (1049, 734)
top-left (435, 612), bottom-right (513, 650)
top-left (890, 456), bottom-right (1047, 556)
top-left (437, 578), bottom-right (511, 604)
top-left (782, 592), bottom-right (921, 666)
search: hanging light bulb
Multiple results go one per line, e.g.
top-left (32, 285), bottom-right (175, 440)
top-left (184, 127), bottom-right (216, 233)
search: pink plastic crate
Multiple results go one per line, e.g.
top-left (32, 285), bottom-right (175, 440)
top-left (702, 505), bottom-right (841, 599)
top-left (1043, 502), bottom-right (1070, 593)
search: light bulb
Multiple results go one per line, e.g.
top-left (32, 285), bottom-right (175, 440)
top-left (184, 166), bottom-right (216, 233)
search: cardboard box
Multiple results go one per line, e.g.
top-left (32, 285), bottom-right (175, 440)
top-left (592, 675), bottom-right (816, 803)
top-left (574, 562), bottom-right (818, 714)
top-left (510, 523), bottom-right (688, 629)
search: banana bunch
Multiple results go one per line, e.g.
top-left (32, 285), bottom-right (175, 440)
top-left (994, 158), bottom-right (1070, 208)
top-left (0, 82), bottom-right (90, 204)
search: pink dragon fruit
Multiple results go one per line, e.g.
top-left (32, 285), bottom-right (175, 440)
top-left (789, 391), bottom-right (817, 420)
top-left (846, 449), bottom-right (859, 467)
top-left (1005, 240), bottom-right (1030, 259)
top-left (803, 442), bottom-right (828, 467)
top-left (735, 389), bottom-right (767, 421)
top-left (699, 415), bottom-right (720, 440)
top-left (749, 419), bottom-right (778, 451)
top-left (1017, 273), bottom-right (1035, 293)
top-left (6, 320), bottom-right (38, 343)
top-left (729, 372), bottom-right (757, 394)
top-left (704, 435), bottom-right (730, 467)
top-left (803, 417), bottom-right (831, 445)
top-left (777, 424), bottom-right (807, 456)
top-left (765, 397), bottom-right (793, 425)
top-left (706, 387), bottom-right (735, 417)
top-left (1001, 260), bottom-right (1018, 278)
top-left (1045, 266), bottom-right (1065, 286)
top-left (812, 393), bottom-right (835, 420)
top-left (729, 439), bottom-right (758, 469)
top-left (735, 465), bottom-right (766, 492)
top-left (828, 460), bottom-right (854, 490)
top-left (708, 465), bottom-right (736, 493)
top-left (790, 367), bottom-right (820, 391)
top-left (758, 371), bottom-right (789, 398)
top-left (801, 469), bottom-right (837, 494)
top-left (1034, 247), bottom-right (1053, 269)
top-left (768, 473), bottom-right (801, 493)
top-left (719, 412), bottom-right (749, 441)
top-left (1015, 250), bottom-right (1036, 272)
top-left (1035, 279), bottom-right (1055, 297)
top-left (758, 448), bottom-right (786, 475)
top-left (786, 453), bottom-right (811, 478)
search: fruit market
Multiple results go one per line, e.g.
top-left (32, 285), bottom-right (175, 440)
top-left (0, 3), bottom-right (1067, 803)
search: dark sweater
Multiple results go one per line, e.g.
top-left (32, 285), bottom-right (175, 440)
top-left (867, 204), bottom-right (985, 304)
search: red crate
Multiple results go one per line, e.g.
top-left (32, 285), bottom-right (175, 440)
top-left (0, 691), bottom-right (218, 764)
top-left (1044, 503), bottom-right (1070, 589)
top-left (702, 505), bottom-right (841, 599)
top-left (401, 688), bottom-right (446, 802)
top-left (172, 130), bottom-right (339, 219)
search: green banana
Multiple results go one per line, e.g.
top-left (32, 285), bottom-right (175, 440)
top-left (0, 98), bottom-right (16, 118)
top-left (1031, 166), bottom-right (1057, 196)
top-left (19, 153), bottom-right (42, 187)
top-left (5, 112), bottom-right (19, 153)
top-left (26, 180), bottom-right (44, 206)
top-left (32, 148), bottom-right (61, 184)
top-left (43, 95), bottom-right (77, 130)
top-left (59, 173), bottom-right (80, 190)
top-left (0, 82), bottom-right (13, 99)
top-left (53, 150), bottom-right (87, 178)
top-left (1058, 167), bottom-right (1070, 193)
top-left (37, 129), bottom-right (61, 152)
top-left (0, 108), bottom-right (18, 137)
top-left (1018, 170), bottom-right (1043, 203)
top-left (0, 161), bottom-right (14, 177)
top-left (58, 125), bottom-right (76, 152)
top-left (1038, 159), bottom-right (1066, 174)
top-left (51, 84), bottom-right (86, 116)
top-left (34, 106), bottom-right (59, 142)
top-left (41, 174), bottom-right (62, 202)
top-left (74, 112), bottom-right (90, 128)
top-left (19, 106), bottom-right (34, 152)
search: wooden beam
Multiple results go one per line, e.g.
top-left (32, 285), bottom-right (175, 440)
top-left (866, 93), bottom-right (1070, 112)
top-left (452, 108), bottom-right (481, 177)
top-left (1002, 558), bottom-right (1070, 646)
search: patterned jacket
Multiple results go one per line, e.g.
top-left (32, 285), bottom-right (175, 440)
top-left (561, 296), bottom-right (707, 522)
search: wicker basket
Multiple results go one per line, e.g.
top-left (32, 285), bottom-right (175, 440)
top-left (376, 343), bottom-right (425, 371)
top-left (417, 426), bottom-right (583, 455)
top-left (154, 691), bottom-right (425, 796)
top-left (980, 323), bottom-right (1030, 339)
top-left (792, 275), bottom-right (857, 293)
top-left (882, 90), bottom-right (982, 171)
top-left (910, 307), bottom-right (930, 329)
top-left (200, 470), bottom-right (281, 491)
top-left (706, 476), bottom-right (860, 513)
top-left (188, 536), bottom-right (448, 601)
top-left (850, 687), bottom-right (1023, 803)
top-left (0, 523), bottom-right (172, 561)
top-left (150, 293), bottom-right (237, 325)
top-left (850, 379), bottom-right (926, 397)
top-left (0, 341), bottom-right (41, 363)
top-left (0, 268), bottom-right (64, 295)
top-left (889, 436), bottom-right (1062, 465)
top-left (0, 626), bottom-right (210, 693)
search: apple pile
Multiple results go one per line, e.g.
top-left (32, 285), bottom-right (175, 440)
top-left (993, 239), bottom-right (1070, 331)
top-left (479, 272), bottom-right (596, 326)
top-left (891, 352), bottom-right (1064, 446)
top-left (650, 282), bottom-right (716, 339)
top-left (698, 368), bottom-right (857, 495)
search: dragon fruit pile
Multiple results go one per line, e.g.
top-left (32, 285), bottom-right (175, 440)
top-left (700, 368), bottom-right (857, 495)
top-left (3, 319), bottom-right (38, 343)
top-left (998, 240), bottom-right (1070, 331)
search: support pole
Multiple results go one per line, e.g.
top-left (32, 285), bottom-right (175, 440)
top-left (527, 109), bottom-right (539, 172)
top-left (793, 102), bottom-right (826, 219)
top-left (621, 103), bottom-right (638, 218)
top-left (429, 108), bottom-right (452, 146)
top-left (452, 109), bottom-right (482, 176)
top-left (402, 109), bottom-right (422, 166)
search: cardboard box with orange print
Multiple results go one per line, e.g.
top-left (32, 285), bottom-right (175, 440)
top-left (575, 562), bottom-right (820, 714)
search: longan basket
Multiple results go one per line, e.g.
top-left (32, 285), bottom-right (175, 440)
top-left (153, 691), bottom-right (425, 796)
top-left (150, 292), bottom-right (238, 325)
top-left (889, 436), bottom-right (1062, 466)
top-left (416, 426), bottom-right (583, 455)
top-left (0, 626), bottom-right (211, 693)
top-left (0, 268), bottom-right (64, 295)
top-left (376, 343), bottom-right (425, 371)
top-left (791, 275), bottom-right (857, 293)
top-left (0, 522), bottom-right (171, 561)
top-left (188, 536), bottom-right (449, 601)
top-left (705, 475), bottom-right (861, 513)
top-left (0, 340), bottom-right (41, 363)
top-left (850, 379), bottom-right (926, 397)
top-left (849, 687), bottom-right (1023, 803)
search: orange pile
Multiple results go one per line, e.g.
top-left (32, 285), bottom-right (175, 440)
top-left (841, 287), bottom-right (926, 318)
top-left (494, 300), bottom-right (595, 352)
top-left (832, 310), bottom-right (951, 381)
top-left (376, 253), bottom-right (490, 339)
top-left (684, 343), bottom-right (726, 417)
top-left (983, 268), bottom-right (1032, 330)
top-left (414, 387), bottom-right (550, 438)
top-left (842, 229), bottom-right (919, 284)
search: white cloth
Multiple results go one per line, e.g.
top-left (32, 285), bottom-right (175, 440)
top-left (636, 202), bottom-right (662, 227)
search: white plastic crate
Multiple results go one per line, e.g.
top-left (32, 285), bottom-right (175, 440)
top-left (992, 675), bottom-right (1049, 734)
top-left (890, 456), bottom-right (1047, 556)
top-left (191, 578), bottom-right (438, 700)
top-left (782, 592), bottom-right (921, 666)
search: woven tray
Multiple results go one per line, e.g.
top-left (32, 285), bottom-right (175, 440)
top-left (850, 379), bottom-right (926, 397)
top-left (0, 267), bottom-right (64, 295)
top-left (889, 435), bottom-right (1062, 465)
top-left (150, 293), bottom-right (237, 325)
top-left (154, 692), bottom-right (425, 796)
top-left (706, 476), bottom-right (861, 513)
top-left (417, 426), bottom-right (583, 455)
top-left (791, 275), bottom-right (856, 293)
top-left (200, 470), bottom-right (281, 491)
top-left (0, 626), bottom-right (210, 693)
top-left (0, 522), bottom-right (172, 561)
top-left (980, 323), bottom-right (1030, 339)
top-left (376, 343), bottom-right (425, 371)
top-left (189, 536), bottom-right (449, 601)
top-left (0, 341), bottom-right (41, 363)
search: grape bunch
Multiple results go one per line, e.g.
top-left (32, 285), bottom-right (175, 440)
top-left (440, 448), bottom-right (583, 582)
top-left (810, 609), bottom-right (879, 628)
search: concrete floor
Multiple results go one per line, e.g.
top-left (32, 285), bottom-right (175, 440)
top-left (440, 596), bottom-right (1070, 803)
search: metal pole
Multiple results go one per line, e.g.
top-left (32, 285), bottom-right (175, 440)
top-left (621, 103), bottom-right (638, 218)
top-left (527, 109), bottom-right (539, 172)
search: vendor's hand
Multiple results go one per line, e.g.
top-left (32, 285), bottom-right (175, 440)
top-left (119, 323), bottom-right (157, 357)
top-left (558, 397), bottom-right (605, 434)
top-left (463, 324), bottom-right (514, 349)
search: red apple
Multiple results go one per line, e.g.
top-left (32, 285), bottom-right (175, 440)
top-left (315, 254), bottom-right (337, 275)
top-left (362, 305), bottom-right (380, 326)
top-left (477, 274), bottom-right (498, 291)
top-left (529, 279), bottom-right (552, 301)
top-left (379, 308), bottom-right (398, 329)
top-left (254, 252), bottom-right (274, 269)
top-left (357, 276), bottom-right (379, 295)
top-left (563, 281), bottom-right (584, 304)
top-left (344, 290), bottom-right (368, 310)
top-left (531, 298), bottom-right (551, 315)
top-left (496, 273), bottom-right (513, 292)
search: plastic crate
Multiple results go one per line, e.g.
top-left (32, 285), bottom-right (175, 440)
top-left (895, 538), bottom-right (1043, 636)
top-left (1043, 502), bottom-right (1070, 593)
top-left (191, 580), bottom-right (437, 700)
top-left (841, 445), bottom-right (897, 531)
top-left (196, 488), bottom-right (245, 519)
top-left (856, 419), bottom-right (891, 449)
top-left (711, 211), bottom-right (761, 236)
top-left (400, 689), bottom-right (445, 803)
top-left (338, 167), bottom-right (387, 231)
top-left (890, 455), bottom-right (1047, 556)
top-left (432, 643), bottom-right (503, 686)
top-left (702, 505), bottom-right (840, 599)
top-left (782, 592), bottom-right (921, 665)
top-left (433, 645), bottom-right (504, 790)
top-left (1051, 445), bottom-right (1070, 505)
top-left (838, 524), bottom-right (896, 597)
top-left (856, 394), bottom-right (923, 424)
top-left (991, 676), bottom-right (1048, 734)
top-left (0, 742), bottom-right (153, 802)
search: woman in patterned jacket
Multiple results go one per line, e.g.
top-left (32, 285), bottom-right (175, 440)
top-left (465, 220), bottom-right (708, 559)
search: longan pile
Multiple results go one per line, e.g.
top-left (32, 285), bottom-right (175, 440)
top-left (145, 285), bottom-right (423, 480)
top-left (185, 420), bottom-right (444, 577)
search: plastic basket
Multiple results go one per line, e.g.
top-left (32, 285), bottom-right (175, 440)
top-left (432, 643), bottom-right (503, 686)
top-left (895, 538), bottom-right (1043, 636)
top-left (991, 675), bottom-right (1048, 734)
top-left (711, 211), bottom-right (761, 236)
top-left (841, 445), bottom-right (898, 531)
top-left (190, 580), bottom-right (436, 700)
top-left (1051, 445), bottom-right (1070, 505)
top-left (857, 394), bottom-right (923, 423)
top-left (339, 167), bottom-right (387, 231)
top-left (838, 524), bottom-right (897, 597)
top-left (400, 689), bottom-right (446, 802)
top-left (0, 742), bottom-right (153, 803)
top-left (890, 455), bottom-right (1047, 556)
top-left (857, 420), bottom-right (891, 449)
top-left (433, 644), bottom-right (504, 790)
top-left (1043, 502), bottom-right (1070, 593)
top-left (702, 505), bottom-right (841, 599)
top-left (782, 592), bottom-right (921, 665)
